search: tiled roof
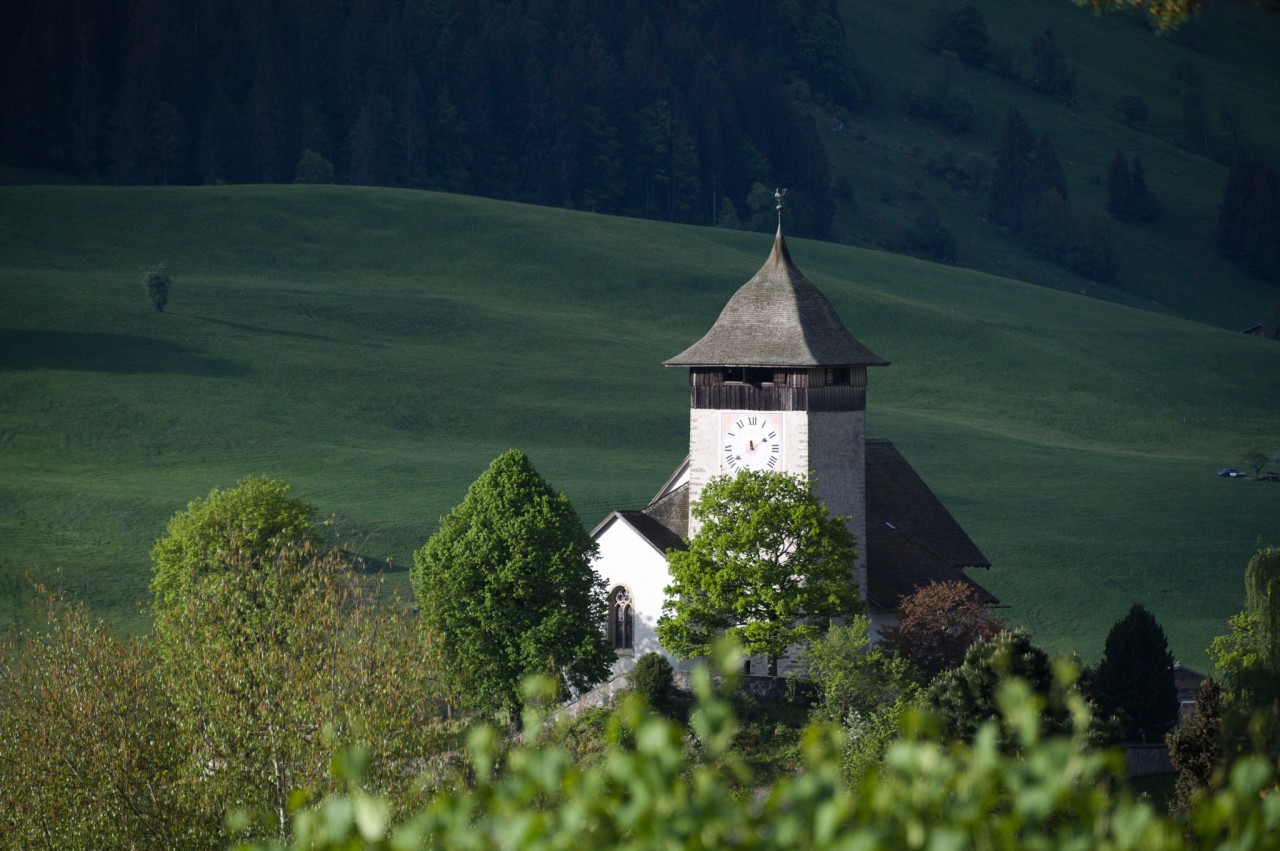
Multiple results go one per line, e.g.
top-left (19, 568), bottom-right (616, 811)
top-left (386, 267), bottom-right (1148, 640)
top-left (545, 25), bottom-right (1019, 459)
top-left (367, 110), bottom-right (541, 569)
top-left (665, 228), bottom-right (888, 369)
top-left (865, 438), bottom-right (996, 609)
top-left (614, 510), bottom-right (687, 555)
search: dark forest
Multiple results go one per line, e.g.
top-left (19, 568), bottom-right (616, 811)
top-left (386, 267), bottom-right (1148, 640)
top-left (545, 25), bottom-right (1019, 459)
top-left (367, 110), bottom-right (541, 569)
top-left (0, 0), bottom-right (869, 238)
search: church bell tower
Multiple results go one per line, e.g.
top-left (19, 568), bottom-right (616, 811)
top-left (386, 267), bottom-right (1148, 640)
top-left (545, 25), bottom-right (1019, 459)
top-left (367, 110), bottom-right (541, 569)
top-left (663, 202), bottom-right (888, 599)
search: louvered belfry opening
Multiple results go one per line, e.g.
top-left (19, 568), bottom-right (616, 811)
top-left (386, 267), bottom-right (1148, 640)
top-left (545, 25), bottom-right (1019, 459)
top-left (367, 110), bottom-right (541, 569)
top-left (688, 365), bottom-right (867, 412)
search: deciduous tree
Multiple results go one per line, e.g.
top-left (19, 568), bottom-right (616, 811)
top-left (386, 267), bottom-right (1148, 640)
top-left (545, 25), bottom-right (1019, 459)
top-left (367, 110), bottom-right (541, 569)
top-left (1167, 676), bottom-right (1226, 815)
top-left (149, 476), bottom-right (319, 619)
top-left (0, 596), bottom-right (195, 849)
top-left (143, 263), bottom-right (170, 312)
top-left (411, 449), bottom-right (613, 714)
top-left (1210, 547), bottom-right (1280, 706)
top-left (925, 628), bottom-right (1119, 749)
top-left (657, 470), bottom-right (861, 667)
top-left (155, 540), bottom-right (457, 843)
top-left (879, 580), bottom-right (1005, 679)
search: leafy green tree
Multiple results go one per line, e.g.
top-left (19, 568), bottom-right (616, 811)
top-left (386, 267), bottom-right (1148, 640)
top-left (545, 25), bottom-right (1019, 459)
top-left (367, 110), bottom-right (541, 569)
top-left (1095, 604), bottom-right (1179, 741)
top-left (249, 643), bottom-right (1280, 851)
top-left (149, 476), bottom-right (319, 618)
top-left (657, 470), bottom-right (861, 668)
top-left (926, 628), bottom-right (1119, 749)
top-left (1210, 547), bottom-right (1280, 706)
top-left (0, 595), bottom-right (196, 849)
top-left (143, 264), bottom-right (170, 312)
top-left (880, 580), bottom-right (1006, 680)
top-left (411, 449), bottom-right (613, 715)
top-left (804, 616), bottom-right (921, 784)
top-left (156, 538), bottom-right (458, 844)
top-left (294, 149), bottom-right (334, 183)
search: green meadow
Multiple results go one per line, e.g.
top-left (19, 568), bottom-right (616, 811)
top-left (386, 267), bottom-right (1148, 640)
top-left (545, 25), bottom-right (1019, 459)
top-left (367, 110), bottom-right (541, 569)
top-left (1, 184), bottom-right (1277, 668)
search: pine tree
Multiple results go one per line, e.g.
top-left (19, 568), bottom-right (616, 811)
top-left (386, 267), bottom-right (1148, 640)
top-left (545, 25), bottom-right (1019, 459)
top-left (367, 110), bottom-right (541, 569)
top-left (1218, 154), bottom-right (1280, 280)
top-left (990, 107), bottom-right (1037, 230)
top-left (1105, 151), bottom-right (1133, 220)
top-left (1030, 28), bottom-right (1076, 103)
top-left (1032, 132), bottom-right (1068, 202)
top-left (1095, 604), bottom-right (1179, 742)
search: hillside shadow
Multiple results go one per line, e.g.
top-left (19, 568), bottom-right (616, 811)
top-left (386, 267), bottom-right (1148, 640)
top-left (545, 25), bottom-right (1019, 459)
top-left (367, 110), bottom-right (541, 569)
top-left (0, 329), bottom-right (250, 376)
top-left (183, 313), bottom-right (337, 343)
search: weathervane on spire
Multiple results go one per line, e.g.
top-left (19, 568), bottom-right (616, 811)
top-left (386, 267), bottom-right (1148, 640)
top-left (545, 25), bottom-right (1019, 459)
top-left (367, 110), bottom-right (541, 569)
top-left (775, 187), bottom-right (788, 232)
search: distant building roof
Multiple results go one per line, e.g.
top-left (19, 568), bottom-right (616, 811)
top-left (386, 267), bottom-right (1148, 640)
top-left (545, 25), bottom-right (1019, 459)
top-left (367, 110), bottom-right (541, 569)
top-left (665, 227), bottom-right (889, 369)
top-left (593, 510), bottom-right (687, 557)
top-left (864, 438), bottom-right (995, 610)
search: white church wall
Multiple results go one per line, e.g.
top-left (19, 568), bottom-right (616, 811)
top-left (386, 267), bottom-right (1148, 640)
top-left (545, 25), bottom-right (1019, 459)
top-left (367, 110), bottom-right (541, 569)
top-left (592, 515), bottom-right (675, 677)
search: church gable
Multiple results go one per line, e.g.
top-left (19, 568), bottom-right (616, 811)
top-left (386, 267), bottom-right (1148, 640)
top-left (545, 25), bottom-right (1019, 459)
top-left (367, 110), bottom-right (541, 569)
top-left (590, 511), bottom-right (683, 675)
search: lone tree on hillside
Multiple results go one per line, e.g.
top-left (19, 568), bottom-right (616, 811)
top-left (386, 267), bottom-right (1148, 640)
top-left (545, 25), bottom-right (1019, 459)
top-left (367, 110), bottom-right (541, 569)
top-left (411, 450), bottom-right (614, 715)
top-left (1095, 603), bottom-right (1179, 741)
top-left (1243, 448), bottom-right (1269, 479)
top-left (143, 264), bottom-right (171, 312)
top-left (657, 470), bottom-right (861, 673)
top-left (879, 580), bottom-right (1005, 680)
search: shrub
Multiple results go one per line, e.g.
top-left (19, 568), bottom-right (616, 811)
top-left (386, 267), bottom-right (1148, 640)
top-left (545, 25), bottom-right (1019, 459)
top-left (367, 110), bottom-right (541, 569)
top-left (629, 652), bottom-right (676, 715)
top-left (906, 53), bottom-right (975, 133)
top-left (902, 201), bottom-right (958, 263)
top-left (1023, 191), bottom-right (1121, 284)
top-left (1114, 94), bottom-right (1150, 126)
top-left (253, 643), bottom-right (1280, 851)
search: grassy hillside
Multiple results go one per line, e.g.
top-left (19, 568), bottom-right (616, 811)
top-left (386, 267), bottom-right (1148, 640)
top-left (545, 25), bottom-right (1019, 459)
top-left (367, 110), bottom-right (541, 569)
top-left (827, 0), bottom-right (1280, 331)
top-left (1, 185), bottom-right (1277, 669)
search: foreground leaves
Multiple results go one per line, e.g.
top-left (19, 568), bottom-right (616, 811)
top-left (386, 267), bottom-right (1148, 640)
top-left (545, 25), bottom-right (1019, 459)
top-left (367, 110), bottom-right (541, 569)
top-left (243, 643), bottom-right (1280, 851)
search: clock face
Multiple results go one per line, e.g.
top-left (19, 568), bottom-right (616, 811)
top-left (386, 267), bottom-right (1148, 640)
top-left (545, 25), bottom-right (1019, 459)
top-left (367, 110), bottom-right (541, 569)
top-left (721, 413), bottom-right (782, 473)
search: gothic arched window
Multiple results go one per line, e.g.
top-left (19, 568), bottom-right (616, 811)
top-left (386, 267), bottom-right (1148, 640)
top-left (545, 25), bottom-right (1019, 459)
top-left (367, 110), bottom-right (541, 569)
top-left (608, 586), bottom-right (634, 651)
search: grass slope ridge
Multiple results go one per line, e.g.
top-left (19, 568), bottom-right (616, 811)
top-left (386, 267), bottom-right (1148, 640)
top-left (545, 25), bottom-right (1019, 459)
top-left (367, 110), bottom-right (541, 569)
top-left (1, 185), bottom-right (1276, 666)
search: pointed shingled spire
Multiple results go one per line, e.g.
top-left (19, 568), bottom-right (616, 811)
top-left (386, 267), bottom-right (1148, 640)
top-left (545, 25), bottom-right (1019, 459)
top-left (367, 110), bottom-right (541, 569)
top-left (664, 227), bottom-right (888, 369)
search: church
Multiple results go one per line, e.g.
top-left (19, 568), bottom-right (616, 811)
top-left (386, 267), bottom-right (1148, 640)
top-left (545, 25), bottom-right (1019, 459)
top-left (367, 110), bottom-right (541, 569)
top-left (591, 215), bottom-right (995, 677)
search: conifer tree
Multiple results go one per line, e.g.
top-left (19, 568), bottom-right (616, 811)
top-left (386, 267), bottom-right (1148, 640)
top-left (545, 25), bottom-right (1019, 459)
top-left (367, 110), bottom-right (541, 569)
top-left (1218, 153), bottom-right (1280, 281)
top-left (1029, 28), bottom-right (1076, 103)
top-left (1105, 151), bottom-right (1133, 219)
top-left (1095, 604), bottom-right (1179, 741)
top-left (990, 108), bottom-right (1037, 230)
top-left (1032, 132), bottom-right (1068, 203)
